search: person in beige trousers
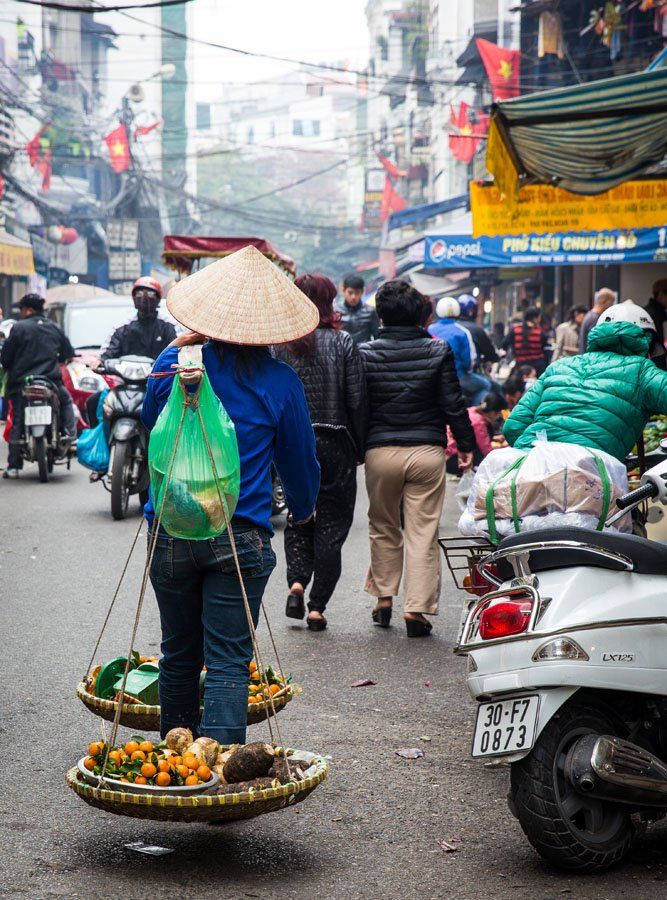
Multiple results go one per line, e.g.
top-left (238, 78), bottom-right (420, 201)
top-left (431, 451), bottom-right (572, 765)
top-left (358, 281), bottom-right (475, 637)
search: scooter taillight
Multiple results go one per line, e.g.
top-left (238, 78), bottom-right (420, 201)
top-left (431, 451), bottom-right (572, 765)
top-left (464, 561), bottom-right (500, 597)
top-left (479, 600), bottom-right (533, 640)
top-left (23, 386), bottom-right (50, 400)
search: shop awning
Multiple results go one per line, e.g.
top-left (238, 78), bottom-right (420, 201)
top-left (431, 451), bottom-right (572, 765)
top-left (487, 67), bottom-right (667, 198)
top-left (387, 194), bottom-right (468, 231)
top-left (0, 230), bottom-right (35, 277)
top-left (162, 235), bottom-right (296, 275)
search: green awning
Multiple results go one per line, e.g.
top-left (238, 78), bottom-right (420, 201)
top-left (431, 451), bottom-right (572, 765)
top-left (487, 67), bottom-right (667, 198)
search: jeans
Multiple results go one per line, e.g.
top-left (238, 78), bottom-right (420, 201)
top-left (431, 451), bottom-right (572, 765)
top-left (149, 525), bottom-right (277, 745)
top-left (284, 430), bottom-right (357, 613)
top-left (7, 385), bottom-right (76, 469)
top-left (459, 372), bottom-right (492, 406)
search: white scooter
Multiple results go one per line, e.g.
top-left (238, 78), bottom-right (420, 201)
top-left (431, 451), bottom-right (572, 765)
top-left (455, 454), bottom-right (667, 873)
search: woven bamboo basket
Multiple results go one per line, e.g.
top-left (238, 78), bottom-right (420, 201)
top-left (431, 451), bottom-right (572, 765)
top-left (66, 750), bottom-right (328, 823)
top-left (76, 681), bottom-right (296, 731)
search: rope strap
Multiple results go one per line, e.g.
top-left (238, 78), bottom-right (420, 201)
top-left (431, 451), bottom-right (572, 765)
top-left (485, 455), bottom-right (526, 546)
top-left (590, 450), bottom-right (612, 531)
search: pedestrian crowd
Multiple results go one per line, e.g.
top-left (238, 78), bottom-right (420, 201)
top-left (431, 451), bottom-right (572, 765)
top-left (3, 251), bottom-right (667, 749)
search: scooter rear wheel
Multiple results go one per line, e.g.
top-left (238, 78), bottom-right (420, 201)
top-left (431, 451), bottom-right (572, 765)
top-left (510, 699), bottom-right (637, 873)
top-left (35, 436), bottom-right (49, 483)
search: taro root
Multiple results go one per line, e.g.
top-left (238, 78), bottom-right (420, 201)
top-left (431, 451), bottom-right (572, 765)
top-left (268, 757), bottom-right (305, 784)
top-left (186, 737), bottom-right (220, 766)
top-left (212, 777), bottom-right (279, 795)
top-left (223, 742), bottom-right (275, 784)
top-left (164, 727), bottom-right (193, 754)
top-left (212, 751), bottom-right (233, 782)
top-left (268, 756), bottom-right (291, 784)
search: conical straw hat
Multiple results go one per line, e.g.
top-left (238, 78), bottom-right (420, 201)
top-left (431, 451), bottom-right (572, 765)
top-left (166, 245), bottom-right (319, 345)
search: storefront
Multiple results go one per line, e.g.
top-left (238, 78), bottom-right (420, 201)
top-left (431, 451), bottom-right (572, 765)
top-left (0, 229), bottom-right (36, 316)
top-left (422, 180), bottom-right (667, 327)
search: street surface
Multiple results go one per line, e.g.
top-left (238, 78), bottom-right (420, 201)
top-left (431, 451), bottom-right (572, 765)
top-left (1, 456), bottom-right (666, 899)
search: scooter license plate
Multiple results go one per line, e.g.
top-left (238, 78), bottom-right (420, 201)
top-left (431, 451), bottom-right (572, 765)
top-left (24, 406), bottom-right (52, 426)
top-left (472, 695), bottom-right (539, 758)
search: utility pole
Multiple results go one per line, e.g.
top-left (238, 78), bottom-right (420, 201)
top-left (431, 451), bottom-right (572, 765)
top-left (161, 1), bottom-right (188, 231)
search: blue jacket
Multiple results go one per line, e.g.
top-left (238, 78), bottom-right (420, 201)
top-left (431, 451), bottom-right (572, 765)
top-left (428, 318), bottom-right (476, 377)
top-left (142, 343), bottom-right (320, 533)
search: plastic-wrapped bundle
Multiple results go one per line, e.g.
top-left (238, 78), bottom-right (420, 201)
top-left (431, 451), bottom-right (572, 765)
top-left (149, 374), bottom-right (240, 540)
top-left (459, 441), bottom-right (631, 542)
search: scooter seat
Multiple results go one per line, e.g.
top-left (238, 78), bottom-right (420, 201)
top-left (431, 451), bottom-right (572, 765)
top-left (495, 526), bottom-right (667, 578)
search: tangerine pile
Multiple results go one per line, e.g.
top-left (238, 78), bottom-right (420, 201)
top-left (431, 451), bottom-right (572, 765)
top-left (83, 738), bottom-right (214, 788)
top-left (247, 660), bottom-right (285, 704)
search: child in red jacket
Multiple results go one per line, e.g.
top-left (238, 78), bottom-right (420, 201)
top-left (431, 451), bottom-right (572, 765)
top-left (446, 393), bottom-right (507, 473)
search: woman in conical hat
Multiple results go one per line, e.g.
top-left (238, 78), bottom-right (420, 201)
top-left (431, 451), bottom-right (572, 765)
top-left (142, 246), bottom-right (321, 746)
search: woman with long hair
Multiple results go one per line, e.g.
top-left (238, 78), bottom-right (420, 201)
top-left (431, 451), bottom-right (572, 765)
top-left (141, 247), bottom-right (320, 745)
top-left (274, 273), bottom-right (367, 631)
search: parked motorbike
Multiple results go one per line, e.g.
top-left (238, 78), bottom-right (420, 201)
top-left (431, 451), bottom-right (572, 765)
top-left (451, 449), bottom-right (667, 873)
top-left (16, 376), bottom-right (73, 482)
top-left (99, 355), bottom-right (152, 520)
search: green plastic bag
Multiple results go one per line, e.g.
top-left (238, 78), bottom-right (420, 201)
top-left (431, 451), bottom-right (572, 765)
top-left (148, 373), bottom-right (240, 539)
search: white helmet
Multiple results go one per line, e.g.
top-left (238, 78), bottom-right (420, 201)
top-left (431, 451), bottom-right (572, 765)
top-left (597, 300), bottom-right (656, 332)
top-left (436, 296), bottom-right (461, 319)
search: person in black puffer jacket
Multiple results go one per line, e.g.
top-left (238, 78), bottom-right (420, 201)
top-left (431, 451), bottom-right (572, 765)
top-left (359, 280), bottom-right (474, 638)
top-left (274, 273), bottom-right (367, 631)
top-left (334, 273), bottom-right (380, 345)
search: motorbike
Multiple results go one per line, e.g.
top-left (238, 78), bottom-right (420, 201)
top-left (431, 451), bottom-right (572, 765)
top-left (98, 355), bottom-right (152, 520)
top-left (448, 448), bottom-right (667, 873)
top-left (16, 376), bottom-right (73, 482)
top-left (61, 358), bottom-right (113, 433)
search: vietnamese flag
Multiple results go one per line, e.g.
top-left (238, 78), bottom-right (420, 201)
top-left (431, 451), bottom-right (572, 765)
top-left (380, 176), bottom-right (407, 223)
top-left (449, 102), bottom-right (489, 164)
top-left (26, 128), bottom-right (52, 191)
top-left (475, 38), bottom-right (521, 100)
top-left (104, 123), bottom-right (131, 173)
top-left (134, 119), bottom-right (161, 141)
top-left (26, 128), bottom-right (45, 167)
top-left (377, 152), bottom-right (408, 180)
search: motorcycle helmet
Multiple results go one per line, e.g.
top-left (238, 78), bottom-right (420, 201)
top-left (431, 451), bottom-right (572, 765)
top-left (132, 276), bottom-right (163, 317)
top-left (435, 296), bottom-right (461, 319)
top-left (597, 300), bottom-right (655, 332)
top-left (457, 294), bottom-right (478, 319)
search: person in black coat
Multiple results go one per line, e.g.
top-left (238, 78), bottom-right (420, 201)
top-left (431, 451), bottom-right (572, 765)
top-left (334, 273), bottom-right (379, 345)
top-left (644, 279), bottom-right (667, 370)
top-left (358, 280), bottom-right (474, 637)
top-left (1, 293), bottom-right (77, 477)
top-left (100, 276), bottom-right (176, 363)
top-left (274, 273), bottom-right (367, 631)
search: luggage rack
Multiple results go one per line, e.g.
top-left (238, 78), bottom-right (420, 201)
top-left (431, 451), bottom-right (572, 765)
top-left (438, 535), bottom-right (493, 591)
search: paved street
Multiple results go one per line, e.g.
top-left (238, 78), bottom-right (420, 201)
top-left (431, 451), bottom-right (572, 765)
top-left (1, 457), bottom-right (666, 899)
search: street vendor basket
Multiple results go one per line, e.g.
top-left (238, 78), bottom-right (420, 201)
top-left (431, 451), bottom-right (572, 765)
top-left (76, 680), bottom-right (297, 731)
top-left (66, 748), bottom-right (328, 823)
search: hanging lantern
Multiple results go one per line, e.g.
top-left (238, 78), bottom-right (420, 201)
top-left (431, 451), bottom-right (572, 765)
top-left (47, 225), bottom-right (79, 244)
top-left (61, 227), bottom-right (78, 245)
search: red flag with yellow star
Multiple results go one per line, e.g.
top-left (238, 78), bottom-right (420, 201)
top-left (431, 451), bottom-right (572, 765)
top-left (104, 123), bottom-right (131, 173)
top-left (449, 102), bottom-right (490, 165)
top-left (475, 38), bottom-right (520, 100)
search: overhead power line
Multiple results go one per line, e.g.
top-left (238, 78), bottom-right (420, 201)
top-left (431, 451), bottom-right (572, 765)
top-left (13, 0), bottom-right (194, 11)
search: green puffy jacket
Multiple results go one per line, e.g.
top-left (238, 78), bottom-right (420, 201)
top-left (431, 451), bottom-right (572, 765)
top-left (504, 321), bottom-right (667, 462)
